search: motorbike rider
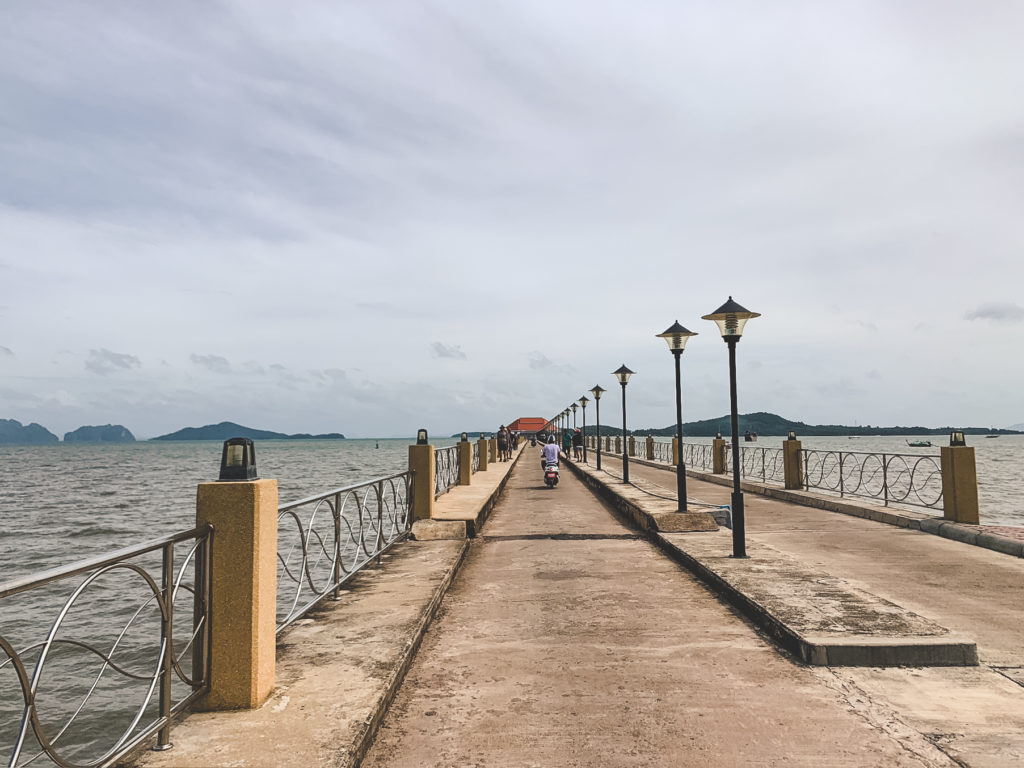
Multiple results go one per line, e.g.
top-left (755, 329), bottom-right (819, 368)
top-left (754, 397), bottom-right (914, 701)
top-left (541, 434), bottom-right (562, 469)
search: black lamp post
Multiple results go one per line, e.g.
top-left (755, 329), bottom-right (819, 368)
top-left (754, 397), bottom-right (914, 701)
top-left (579, 395), bottom-right (589, 462)
top-left (657, 321), bottom-right (698, 513)
top-left (571, 402), bottom-right (578, 430)
top-left (702, 297), bottom-right (760, 558)
top-left (590, 385), bottom-right (605, 469)
top-left (613, 365), bottom-right (634, 483)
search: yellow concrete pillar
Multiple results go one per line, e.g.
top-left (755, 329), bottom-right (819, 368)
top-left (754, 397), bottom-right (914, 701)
top-left (458, 440), bottom-right (472, 485)
top-left (408, 443), bottom-right (435, 520)
top-left (646, 436), bottom-right (654, 460)
top-left (489, 438), bottom-right (497, 463)
top-left (671, 437), bottom-right (679, 466)
top-left (783, 438), bottom-right (804, 489)
top-left (713, 437), bottom-right (727, 474)
top-left (477, 438), bottom-right (489, 471)
top-left (628, 436), bottom-right (636, 456)
top-left (941, 445), bottom-right (980, 524)
top-left (614, 436), bottom-right (621, 453)
top-left (195, 478), bottom-right (278, 710)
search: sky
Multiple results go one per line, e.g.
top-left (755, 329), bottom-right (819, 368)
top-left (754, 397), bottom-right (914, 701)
top-left (2, 1), bottom-right (1024, 439)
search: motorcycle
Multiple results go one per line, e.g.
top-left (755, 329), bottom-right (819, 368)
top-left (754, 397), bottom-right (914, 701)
top-left (543, 461), bottom-right (559, 487)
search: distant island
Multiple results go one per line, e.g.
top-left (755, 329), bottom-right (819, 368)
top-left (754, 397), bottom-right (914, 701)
top-left (0, 419), bottom-right (59, 445)
top-left (620, 412), bottom-right (1024, 438)
top-left (150, 421), bottom-right (346, 441)
top-left (64, 424), bottom-right (136, 443)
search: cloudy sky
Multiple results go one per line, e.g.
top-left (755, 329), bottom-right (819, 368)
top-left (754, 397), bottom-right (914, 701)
top-left (2, 1), bottom-right (1023, 439)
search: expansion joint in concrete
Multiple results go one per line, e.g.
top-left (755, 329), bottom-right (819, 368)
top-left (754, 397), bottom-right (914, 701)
top-left (480, 533), bottom-right (644, 542)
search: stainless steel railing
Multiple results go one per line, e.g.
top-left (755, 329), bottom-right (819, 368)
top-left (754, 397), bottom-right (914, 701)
top-left (801, 449), bottom-right (943, 509)
top-left (276, 472), bottom-right (413, 633)
top-left (1, 526), bottom-right (212, 768)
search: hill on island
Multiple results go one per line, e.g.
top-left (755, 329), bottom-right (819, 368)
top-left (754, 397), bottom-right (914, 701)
top-left (151, 421), bottom-right (345, 441)
top-left (64, 424), bottom-right (136, 443)
top-left (0, 418), bottom-right (59, 445)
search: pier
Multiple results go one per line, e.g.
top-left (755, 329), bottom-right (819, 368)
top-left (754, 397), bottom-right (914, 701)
top-left (119, 437), bottom-right (1024, 767)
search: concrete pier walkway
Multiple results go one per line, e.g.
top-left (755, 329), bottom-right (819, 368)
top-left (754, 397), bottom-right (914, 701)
top-left (361, 455), bottom-right (963, 767)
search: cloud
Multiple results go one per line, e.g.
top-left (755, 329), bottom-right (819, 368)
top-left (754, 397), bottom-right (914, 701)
top-left (965, 302), bottom-right (1024, 323)
top-left (85, 348), bottom-right (140, 375)
top-left (190, 354), bottom-right (231, 374)
top-left (529, 351), bottom-right (554, 369)
top-left (431, 342), bottom-right (467, 360)
top-left (0, 346), bottom-right (12, 357)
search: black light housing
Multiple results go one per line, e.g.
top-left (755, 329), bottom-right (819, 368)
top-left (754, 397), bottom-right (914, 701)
top-left (788, 431), bottom-right (797, 441)
top-left (416, 429), bottom-right (428, 445)
top-left (460, 432), bottom-right (468, 442)
top-left (219, 438), bottom-right (257, 481)
top-left (950, 430), bottom-right (966, 447)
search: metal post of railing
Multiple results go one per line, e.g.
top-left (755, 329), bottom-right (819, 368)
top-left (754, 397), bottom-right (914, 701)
top-left (761, 448), bottom-right (766, 482)
top-left (883, 454), bottom-right (889, 506)
top-left (332, 492), bottom-right (343, 600)
top-left (156, 541), bottom-right (175, 751)
top-left (376, 480), bottom-right (385, 565)
top-left (839, 452), bottom-right (845, 498)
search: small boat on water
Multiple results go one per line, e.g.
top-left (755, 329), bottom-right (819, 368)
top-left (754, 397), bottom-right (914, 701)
top-left (985, 435), bottom-right (1000, 439)
top-left (744, 430), bottom-right (757, 442)
top-left (906, 440), bottom-right (932, 447)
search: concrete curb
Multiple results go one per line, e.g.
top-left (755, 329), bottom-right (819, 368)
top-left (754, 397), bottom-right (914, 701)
top-left (626, 455), bottom-right (1024, 559)
top-left (345, 540), bottom-right (469, 768)
top-left (565, 459), bottom-right (979, 668)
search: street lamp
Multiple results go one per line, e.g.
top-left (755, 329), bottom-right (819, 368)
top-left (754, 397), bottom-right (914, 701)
top-left (657, 321), bottom-right (698, 513)
top-left (613, 365), bottom-right (634, 483)
top-left (571, 402), bottom-right (578, 430)
top-left (579, 395), bottom-right (589, 462)
top-left (702, 297), bottom-right (760, 558)
top-left (590, 385), bottom-right (606, 470)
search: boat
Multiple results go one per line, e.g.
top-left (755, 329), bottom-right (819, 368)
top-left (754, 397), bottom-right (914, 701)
top-left (906, 440), bottom-right (932, 447)
top-left (985, 435), bottom-right (1000, 439)
top-left (744, 430), bottom-right (757, 442)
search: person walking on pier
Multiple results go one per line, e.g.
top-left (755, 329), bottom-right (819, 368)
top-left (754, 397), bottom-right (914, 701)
top-left (497, 425), bottom-right (510, 461)
top-left (572, 428), bottom-right (583, 461)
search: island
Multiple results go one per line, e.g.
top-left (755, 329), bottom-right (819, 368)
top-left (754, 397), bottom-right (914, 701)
top-left (151, 421), bottom-right (346, 441)
top-left (0, 419), bottom-right (59, 445)
top-left (64, 424), bottom-right (136, 443)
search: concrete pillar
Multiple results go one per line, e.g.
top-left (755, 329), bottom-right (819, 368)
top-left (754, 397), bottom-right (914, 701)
top-left (646, 436), bottom-right (654, 460)
top-left (941, 445), bottom-right (980, 524)
top-left (477, 438), bottom-right (489, 471)
top-left (671, 437), bottom-right (679, 466)
top-left (458, 440), bottom-right (472, 485)
top-left (488, 438), bottom-right (497, 463)
top-left (628, 436), bottom-right (636, 456)
top-left (713, 437), bottom-right (727, 474)
top-left (614, 436), bottom-right (621, 453)
top-left (783, 438), bottom-right (804, 489)
top-left (605, 436), bottom-right (611, 452)
top-left (195, 479), bottom-right (278, 710)
top-left (408, 443), bottom-right (435, 520)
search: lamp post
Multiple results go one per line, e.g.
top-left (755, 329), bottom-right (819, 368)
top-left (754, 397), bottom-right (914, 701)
top-left (613, 365), bottom-right (634, 483)
top-left (702, 297), bottom-right (760, 558)
top-left (571, 402), bottom-right (578, 430)
top-left (579, 396), bottom-right (589, 462)
top-left (590, 385), bottom-right (605, 470)
top-left (657, 321), bottom-right (698, 513)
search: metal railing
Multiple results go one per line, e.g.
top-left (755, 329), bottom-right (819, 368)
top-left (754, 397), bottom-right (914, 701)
top-left (683, 442), bottom-right (716, 472)
top-left (801, 449), bottom-right (943, 509)
top-left (735, 446), bottom-right (784, 484)
top-left (1, 526), bottom-right (212, 768)
top-left (652, 439), bottom-right (673, 463)
top-left (434, 446), bottom-right (460, 498)
top-left (276, 472), bottom-right (413, 633)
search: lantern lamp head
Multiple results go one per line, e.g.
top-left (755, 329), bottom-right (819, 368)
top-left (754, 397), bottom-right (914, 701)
top-left (416, 429), bottom-right (429, 445)
top-left (219, 437), bottom-right (257, 481)
top-left (656, 321), bottom-right (698, 353)
top-left (460, 432), bottom-right (468, 442)
top-left (571, 403), bottom-right (578, 413)
top-left (702, 296), bottom-right (760, 340)
top-left (579, 395), bottom-right (589, 407)
top-left (613, 364), bottom-right (634, 386)
top-left (950, 430), bottom-right (966, 447)
top-left (788, 431), bottom-right (797, 441)
top-left (590, 385), bottom-right (606, 400)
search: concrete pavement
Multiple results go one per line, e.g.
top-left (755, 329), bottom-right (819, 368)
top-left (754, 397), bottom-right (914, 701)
top-left (362, 451), bottom-right (968, 767)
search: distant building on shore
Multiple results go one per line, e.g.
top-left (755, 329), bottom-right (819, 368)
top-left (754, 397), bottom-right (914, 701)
top-left (507, 417), bottom-right (547, 436)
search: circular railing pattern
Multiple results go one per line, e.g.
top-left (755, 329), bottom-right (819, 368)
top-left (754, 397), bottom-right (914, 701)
top-left (433, 446), bottom-right (460, 498)
top-left (802, 449), bottom-right (943, 509)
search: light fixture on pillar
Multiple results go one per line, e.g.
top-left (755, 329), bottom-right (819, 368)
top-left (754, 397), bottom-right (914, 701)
top-left (950, 430), bottom-right (966, 447)
top-left (219, 437), bottom-right (257, 481)
top-left (460, 432), bottom-right (468, 442)
top-left (788, 431), bottom-right (797, 441)
top-left (702, 296), bottom-right (760, 558)
top-left (416, 429), bottom-right (429, 445)
top-left (590, 385), bottom-right (606, 470)
top-left (656, 321), bottom-right (698, 512)
top-left (613, 365), bottom-right (634, 483)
